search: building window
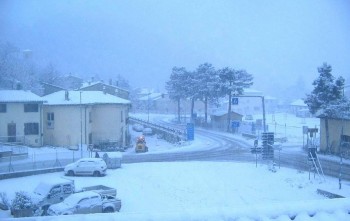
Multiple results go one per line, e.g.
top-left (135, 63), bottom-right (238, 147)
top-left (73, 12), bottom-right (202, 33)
top-left (24, 104), bottom-right (38, 112)
top-left (47, 112), bottom-right (54, 129)
top-left (24, 123), bottom-right (39, 135)
top-left (0, 104), bottom-right (6, 113)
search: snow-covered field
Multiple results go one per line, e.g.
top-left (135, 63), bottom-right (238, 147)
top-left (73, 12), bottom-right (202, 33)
top-left (1, 113), bottom-right (350, 220)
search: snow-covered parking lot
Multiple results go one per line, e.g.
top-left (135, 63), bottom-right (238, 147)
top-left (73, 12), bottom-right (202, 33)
top-left (1, 161), bottom-right (350, 220)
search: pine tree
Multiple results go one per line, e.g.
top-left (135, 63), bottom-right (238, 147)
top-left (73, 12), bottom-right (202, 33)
top-left (166, 67), bottom-right (189, 122)
top-left (305, 62), bottom-right (345, 152)
top-left (219, 67), bottom-right (253, 132)
top-left (196, 63), bottom-right (217, 125)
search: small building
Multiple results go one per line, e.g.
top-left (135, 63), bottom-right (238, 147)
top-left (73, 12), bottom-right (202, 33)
top-left (42, 91), bottom-right (131, 148)
top-left (0, 90), bottom-right (46, 146)
top-left (318, 116), bottom-right (350, 154)
top-left (210, 110), bottom-right (243, 132)
top-left (290, 99), bottom-right (308, 115)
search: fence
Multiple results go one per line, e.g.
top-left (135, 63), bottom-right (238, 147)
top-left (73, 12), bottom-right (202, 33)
top-left (129, 117), bottom-right (186, 143)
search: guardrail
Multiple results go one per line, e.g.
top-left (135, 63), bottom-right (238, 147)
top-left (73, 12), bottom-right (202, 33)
top-left (129, 117), bottom-right (186, 143)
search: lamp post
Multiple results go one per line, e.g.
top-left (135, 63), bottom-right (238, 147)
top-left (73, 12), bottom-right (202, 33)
top-left (80, 91), bottom-right (83, 158)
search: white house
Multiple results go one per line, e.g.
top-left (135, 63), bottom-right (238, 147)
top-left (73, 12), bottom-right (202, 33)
top-left (42, 91), bottom-right (131, 147)
top-left (0, 90), bottom-right (46, 146)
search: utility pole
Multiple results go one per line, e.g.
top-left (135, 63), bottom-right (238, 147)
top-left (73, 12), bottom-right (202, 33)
top-left (80, 91), bottom-right (83, 158)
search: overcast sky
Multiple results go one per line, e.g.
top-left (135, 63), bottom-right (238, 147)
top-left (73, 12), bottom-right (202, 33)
top-left (1, 0), bottom-right (350, 97)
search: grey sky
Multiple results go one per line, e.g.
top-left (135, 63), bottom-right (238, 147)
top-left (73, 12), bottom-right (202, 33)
top-left (1, 0), bottom-right (349, 97)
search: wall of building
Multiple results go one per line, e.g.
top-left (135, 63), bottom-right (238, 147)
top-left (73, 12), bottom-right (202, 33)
top-left (43, 105), bottom-right (86, 147)
top-left (0, 103), bottom-right (43, 146)
top-left (91, 104), bottom-right (128, 146)
top-left (319, 118), bottom-right (350, 153)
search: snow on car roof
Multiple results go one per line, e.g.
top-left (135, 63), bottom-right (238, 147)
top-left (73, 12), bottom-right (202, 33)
top-left (0, 90), bottom-right (46, 103)
top-left (64, 191), bottom-right (100, 205)
top-left (43, 90), bottom-right (130, 105)
top-left (78, 157), bottom-right (105, 162)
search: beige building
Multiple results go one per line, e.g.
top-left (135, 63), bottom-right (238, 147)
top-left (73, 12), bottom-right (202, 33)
top-left (319, 117), bottom-right (350, 154)
top-left (0, 90), bottom-right (45, 146)
top-left (43, 91), bottom-right (131, 147)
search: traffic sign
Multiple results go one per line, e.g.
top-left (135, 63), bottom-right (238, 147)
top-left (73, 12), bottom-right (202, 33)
top-left (231, 121), bottom-right (240, 128)
top-left (186, 123), bottom-right (195, 141)
top-left (232, 97), bottom-right (238, 105)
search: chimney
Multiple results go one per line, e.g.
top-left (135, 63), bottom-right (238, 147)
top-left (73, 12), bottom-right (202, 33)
top-left (65, 91), bottom-right (69, 101)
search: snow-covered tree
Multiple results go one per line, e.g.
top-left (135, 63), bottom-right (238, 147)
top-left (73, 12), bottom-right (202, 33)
top-left (195, 63), bottom-right (218, 124)
top-left (304, 62), bottom-right (346, 152)
top-left (166, 66), bottom-right (189, 122)
top-left (219, 67), bottom-right (253, 131)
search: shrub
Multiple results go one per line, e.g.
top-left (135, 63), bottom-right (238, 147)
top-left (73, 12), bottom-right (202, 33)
top-left (0, 192), bottom-right (10, 210)
top-left (11, 191), bottom-right (34, 210)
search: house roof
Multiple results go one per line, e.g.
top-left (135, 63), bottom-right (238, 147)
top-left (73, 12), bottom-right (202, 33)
top-left (0, 90), bottom-right (46, 103)
top-left (290, 99), bottom-right (307, 107)
top-left (139, 93), bottom-right (164, 101)
top-left (80, 81), bottom-right (128, 92)
top-left (210, 110), bottom-right (243, 117)
top-left (43, 91), bottom-right (130, 105)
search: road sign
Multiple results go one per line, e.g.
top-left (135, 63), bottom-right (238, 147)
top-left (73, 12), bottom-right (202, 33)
top-left (232, 97), bottom-right (238, 105)
top-left (231, 121), bottom-right (240, 128)
top-left (186, 123), bottom-right (194, 141)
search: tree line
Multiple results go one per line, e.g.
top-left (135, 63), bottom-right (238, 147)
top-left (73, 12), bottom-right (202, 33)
top-left (166, 62), bottom-right (253, 131)
top-left (0, 42), bottom-right (130, 95)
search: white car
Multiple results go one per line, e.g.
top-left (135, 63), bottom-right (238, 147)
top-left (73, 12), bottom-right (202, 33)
top-left (47, 191), bottom-right (121, 215)
top-left (64, 158), bottom-right (107, 177)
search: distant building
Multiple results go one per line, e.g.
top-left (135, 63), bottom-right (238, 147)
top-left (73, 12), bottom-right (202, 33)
top-left (0, 90), bottom-right (46, 146)
top-left (80, 81), bottom-right (129, 99)
top-left (289, 99), bottom-right (311, 117)
top-left (42, 91), bottom-right (131, 147)
top-left (210, 110), bottom-right (243, 132)
top-left (40, 82), bottom-right (65, 96)
top-left (135, 91), bottom-right (204, 116)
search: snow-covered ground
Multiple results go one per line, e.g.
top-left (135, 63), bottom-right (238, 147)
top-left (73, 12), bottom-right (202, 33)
top-left (1, 161), bottom-right (350, 220)
top-left (1, 113), bottom-right (350, 220)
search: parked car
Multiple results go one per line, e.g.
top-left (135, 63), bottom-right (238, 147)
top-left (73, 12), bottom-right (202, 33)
top-left (132, 123), bottom-right (144, 132)
top-left (64, 158), bottom-right (107, 177)
top-left (142, 127), bottom-right (153, 135)
top-left (18, 178), bottom-right (75, 216)
top-left (47, 191), bottom-right (121, 215)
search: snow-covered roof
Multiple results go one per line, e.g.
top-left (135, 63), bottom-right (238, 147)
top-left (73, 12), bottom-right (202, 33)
top-left (290, 99), bottom-right (307, 107)
top-left (210, 110), bottom-right (243, 117)
top-left (139, 93), bottom-right (164, 101)
top-left (0, 90), bottom-right (46, 103)
top-left (80, 81), bottom-right (128, 91)
top-left (242, 88), bottom-right (264, 96)
top-left (43, 91), bottom-right (130, 105)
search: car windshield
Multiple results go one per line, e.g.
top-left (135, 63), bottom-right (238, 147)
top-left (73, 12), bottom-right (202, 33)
top-left (63, 194), bottom-right (85, 206)
top-left (33, 183), bottom-right (52, 196)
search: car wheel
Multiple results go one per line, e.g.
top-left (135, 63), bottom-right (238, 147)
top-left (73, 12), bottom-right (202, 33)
top-left (103, 207), bottom-right (114, 213)
top-left (67, 170), bottom-right (74, 176)
top-left (93, 171), bottom-right (101, 177)
top-left (41, 205), bottom-right (50, 216)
